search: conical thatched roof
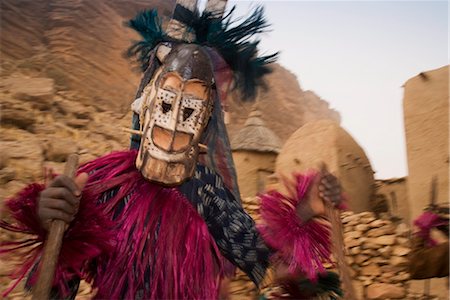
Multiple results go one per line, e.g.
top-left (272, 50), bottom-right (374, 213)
top-left (231, 106), bottom-right (282, 153)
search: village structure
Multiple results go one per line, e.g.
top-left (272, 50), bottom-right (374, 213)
top-left (0, 0), bottom-right (448, 299)
top-left (226, 65), bottom-right (449, 300)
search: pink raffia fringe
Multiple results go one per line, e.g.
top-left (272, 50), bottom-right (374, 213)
top-left (0, 180), bottom-right (115, 297)
top-left (78, 150), bottom-right (223, 299)
top-left (1, 150), bottom-right (224, 299)
top-left (258, 172), bottom-right (332, 281)
top-left (414, 211), bottom-right (449, 247)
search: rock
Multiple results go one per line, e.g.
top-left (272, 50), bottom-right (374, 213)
top-left (347, 220), bottom-right (359, 226)
top-left (0, 152), bottom-right (10, 169)
top-left (367, 225), bottom-right (396, 237)
top-left (0, 180), bottom-right (26, 201)
top-left (362, 241), bottom-right (381, 250)
top-left (31, 123), bottom-right (58, 135)
top-left (396, 237), bottom-right (410, 246)
top-left (342, 214), bottom-right (359, 224)
top-left (345, 237), bottom-right (361, 248)
top-left (355, 254), bottom-right (369, 264)
top-left (0, 108), bottom-right (36, 129)
top-left (373, 235), bottom-right (396, 245)
top-left (378, 246), bottom-right (392, 258)
top-left (341, 211), bottom-right (354, 217)
top-left (79, 153), bottom-right (98, 165)
top-left (0, 107), bottom-right (36, 130)
top-left (390, 256), bottom-right (408, 267)
top-left (366, 283), bottom-right (406, 299)
top-left (66, 118), bottom-right (90, 129)
top-left (0, 139), bottom-right (44, 180)
top-left (362, 278), bottom-right (373, 286)
top-left (344, 231), bottom-right (362, 239)
top-left (8, 77), bottom-right (55, 109)
top-left (346, 256), bottom-right (354, 265)
top-left (91, 123), bottom-right (124, 142)
top-left (361, 249), bottom-right (378, 256)
top-left (371, 257), bottom-right (389, 265)
top-left (344, 225), bottom-right (354, 233)
top-left (355, 224), bottom-right (370, 232)
top-left (361, 264), bottom-right (381, 276)
top-left (107, 140), bottom-right (124, 152)
top-left (361, 216), bottom-right (376, 224)
top-left (380, 271), bottom-right (395, 279)
top-left (396, 223), bottom-right (410, 237)
top-left (358, 212), bottom-right (375, 219)
top-left (391, 272), bottom-right (410, 282)
top-left (357, 275), bottom-right (374, 281)
top-left (45, 138), bottom-right (79, 162)
top-left (349, 246), bottom-right (361, 255)
top-left (392, 246), bottom-right (411, 256)
top-left (369, 219), bottom-right (386, 228)
top-left (55, 98), bottom-right (92, 119)
top-left (0, 167), bottom-right (16, 184)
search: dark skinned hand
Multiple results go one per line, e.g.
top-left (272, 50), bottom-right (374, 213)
top-left (297, 164), bottom-right (343, 221)
top-left (38, 173), bottom-right (89, 230)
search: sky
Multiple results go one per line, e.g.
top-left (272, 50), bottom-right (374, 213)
top-left (201, 0), bottom-right (448, 179)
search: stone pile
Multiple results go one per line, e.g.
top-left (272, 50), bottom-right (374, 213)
top-left (342, 211), bottom-right (439, 300)
top-left (228, 204), bottom-right (443, 300)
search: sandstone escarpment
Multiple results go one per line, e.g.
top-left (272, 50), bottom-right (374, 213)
top-left (227, 64), bottom-right (341, 143)
top-left (1, 0), bottom-right (174, 113)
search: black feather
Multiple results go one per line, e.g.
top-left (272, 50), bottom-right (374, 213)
top-left (126, 9), bottom-right (167, 72)
top-left (126, 6), bottom-right (278, 100)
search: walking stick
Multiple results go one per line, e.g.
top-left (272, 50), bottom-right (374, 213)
top-left (424, 176), bottom-right (438, 300)
top-left (321, 163), bottom-right (356, 300)
top-left (32, 154), bottom-right (79, 300)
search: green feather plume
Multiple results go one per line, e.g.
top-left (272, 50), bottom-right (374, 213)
top-left (126, 6), bottom-right (278, 100)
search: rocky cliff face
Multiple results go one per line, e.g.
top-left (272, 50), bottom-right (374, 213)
top-left (1, 0), bottom-right (340, 144)
top-left (1, 0), bottom-right (174, 112)
top-left (227, 64), bottom-right (340, 142)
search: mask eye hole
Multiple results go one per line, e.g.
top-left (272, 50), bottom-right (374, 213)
top-left (183, 108), bottom-right (194, 121)
top-left (162, 102), bottom-right (172, 113)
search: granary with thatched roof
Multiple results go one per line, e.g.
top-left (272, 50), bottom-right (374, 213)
top-left (230, 105), bottom-right (282, 198)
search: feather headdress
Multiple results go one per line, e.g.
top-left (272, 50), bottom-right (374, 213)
top-left (126, 5), bottom-right (277, 99)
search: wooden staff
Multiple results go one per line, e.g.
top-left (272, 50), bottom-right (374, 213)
top-left (32, 154), bottom-right (79, 300)
top-left (321, 163), bottom-right (356, 300)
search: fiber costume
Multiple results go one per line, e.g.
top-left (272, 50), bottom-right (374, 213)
top-left (1, 1), bottom-right (339, 299)
top-left (408, 207), bottom-right (449, 279)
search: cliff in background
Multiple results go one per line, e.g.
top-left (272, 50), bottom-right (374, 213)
top-left (228, 64), bottom-right (340, 141)
top-left (1, 0), bottom-right (174, 112)
top-left (1, 0), bottom-right (340, 144)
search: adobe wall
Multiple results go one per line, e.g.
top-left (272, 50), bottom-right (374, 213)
top-left (375, 178), bottom-right (410, 223)
top-left (275, 120), bottom-right (375, 213)
top-left (403, 65), bottom-right (449, 220)
top-left (232, 151), bottom-right (278, 198)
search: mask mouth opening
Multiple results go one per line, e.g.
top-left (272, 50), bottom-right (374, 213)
top-left (152, 125), bottom-right (193, 152)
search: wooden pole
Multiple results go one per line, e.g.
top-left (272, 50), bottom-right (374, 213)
top-left (32, 154), bottom-right (79, 300)
top-left (321, 163), bottom-right (356, 300)
top-left (325, 203), bottom-right (356, 300)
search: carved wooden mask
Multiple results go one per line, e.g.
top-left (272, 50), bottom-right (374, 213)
top-left (136, 44), bottom-right (214, 185)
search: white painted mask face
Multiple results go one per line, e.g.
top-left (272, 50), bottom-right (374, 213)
top-left (136, 44), bottom-right (214, 185)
